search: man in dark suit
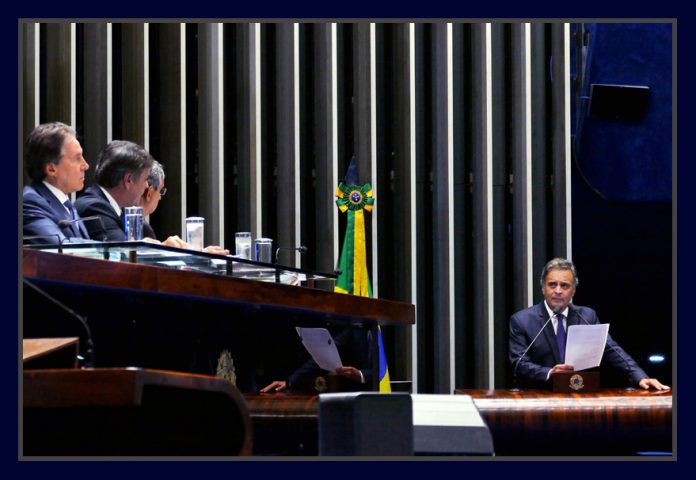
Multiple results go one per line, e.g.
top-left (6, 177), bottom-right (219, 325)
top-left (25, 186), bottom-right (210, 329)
top-left (260, 326), bottom-right (373, 393)
top-left (23, 122), bottom-right (91, 244)
top-left (509, 257), bottom-right (669, 390)
top-left (75, 140), bottom-right (153, 241)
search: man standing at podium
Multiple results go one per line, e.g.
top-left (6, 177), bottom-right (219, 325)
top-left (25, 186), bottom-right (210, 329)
top-left (23, 122), bottom-right (91, 244)
top-left (508, 258), bottom-right (669, 390)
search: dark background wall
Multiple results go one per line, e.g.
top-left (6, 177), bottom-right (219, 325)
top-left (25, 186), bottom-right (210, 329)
top-left (571, 23), bottom-right (672, 384)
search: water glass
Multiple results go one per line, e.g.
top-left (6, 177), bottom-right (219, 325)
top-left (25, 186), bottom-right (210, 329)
top-left (235, 232), bottom-right (252, 259)
top-left (124, 206), bottom-right (143, 241)
top-left (186, 217), bottom-right (205, 251)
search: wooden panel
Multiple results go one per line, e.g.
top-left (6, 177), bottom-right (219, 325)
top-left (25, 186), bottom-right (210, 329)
top-left (23, 337), bottom-right (79, 369)
top-left (458, 388), bottom-right (672, 455)
top-left (23, 248), bottom-right (414, 326)
top-left (23, 368), bottom-right (252, 456)
top-left (244, 388), bottom-right (672, 456)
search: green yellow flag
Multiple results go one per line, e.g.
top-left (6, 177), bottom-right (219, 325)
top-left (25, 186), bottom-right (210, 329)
top-left (335, 181), bottom-right (391, 393)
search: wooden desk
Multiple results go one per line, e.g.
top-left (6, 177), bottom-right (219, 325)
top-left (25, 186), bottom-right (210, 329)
top-left (23, 337), bottom-right (79, 369)
top-left (456, 388), bottom-right (673, 456)
top-left (23, 368), bottom-right (252, 456)
top-left (23, 248), bottom-right (415, 392)
top-left (244, 389), bottom-right (673, 456)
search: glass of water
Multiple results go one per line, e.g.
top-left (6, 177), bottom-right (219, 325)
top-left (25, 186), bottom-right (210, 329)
top-left (185, 217), bottom-right (205, 251)
top-left (235, 232), bottom-right (252, 259)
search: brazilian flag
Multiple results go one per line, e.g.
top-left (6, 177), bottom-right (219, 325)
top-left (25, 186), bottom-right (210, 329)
top-left (335, 168), bottom-right (391, 393)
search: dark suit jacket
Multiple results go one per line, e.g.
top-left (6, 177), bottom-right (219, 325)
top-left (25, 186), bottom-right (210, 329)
top-left (23, 182), bottom-right (89, 244)
top-left (75, 185), bottom-right (125, 241)
top-left (289, 326), bottom-right (373, 390)
top-left (509, 301), bottom-right (648, 388)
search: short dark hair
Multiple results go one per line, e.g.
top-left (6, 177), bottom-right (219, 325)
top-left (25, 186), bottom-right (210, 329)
top-left (24, 122), bottom-right (77, 182)
top-left (94, 140), bottom-right (154, 188)
top-left (540, 258), bottom-right (579, 287)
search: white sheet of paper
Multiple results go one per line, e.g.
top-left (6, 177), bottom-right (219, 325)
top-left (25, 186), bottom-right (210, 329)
top-left (295, 327), bottom-right (343, 372)
top-left (564, 324), bottom-right (609, 371)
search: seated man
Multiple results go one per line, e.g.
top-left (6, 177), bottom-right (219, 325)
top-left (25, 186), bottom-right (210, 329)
top-left (260, 325), bottom-right (373, 393)
top-left (509, 257), bottom-right (669, 390)
top-left (23, 122), bottom-right (91, 244)
top-left (75, 140), bottom-right (153, 241)
top-left (138, 160), bottom-right (228, 254)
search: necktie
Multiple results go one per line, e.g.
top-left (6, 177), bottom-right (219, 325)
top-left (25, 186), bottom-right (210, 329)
top-left (62, 199), bottom-right (80, 237)
top-left (556, 314), bottom-right (567, 363)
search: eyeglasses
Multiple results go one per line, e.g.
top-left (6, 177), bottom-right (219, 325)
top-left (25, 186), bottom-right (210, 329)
top-left (159, 187), bottom-right (167, 198)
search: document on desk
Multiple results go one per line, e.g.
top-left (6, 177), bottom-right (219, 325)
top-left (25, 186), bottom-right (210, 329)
top-left (295, 327), bottom-right (343, 372)
top-left (565, 324), bottom-right (609, 371)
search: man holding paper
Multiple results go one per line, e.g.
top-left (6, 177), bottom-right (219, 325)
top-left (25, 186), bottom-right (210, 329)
top-left (508, 258), bottom-right (669, 390)
top-left (260, 326), bottom-right (372, 393)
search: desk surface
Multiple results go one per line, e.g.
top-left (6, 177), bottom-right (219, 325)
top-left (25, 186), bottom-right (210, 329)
top-left (23, 337), bottom-right (79, 363)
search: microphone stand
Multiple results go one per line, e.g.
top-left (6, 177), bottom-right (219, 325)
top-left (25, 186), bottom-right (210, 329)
top-left (23, 278), bottom-right (95, 368)
top-left (58, 216), bottom-right (108, 242)
top-left (511, 306), bottom-right (563, 392)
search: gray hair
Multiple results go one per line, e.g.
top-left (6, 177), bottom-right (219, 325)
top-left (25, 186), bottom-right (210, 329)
top-left (94, 140), bottom-right (154, 188)
top-left (147, 160), bottom-right (165, 190)
top-left (540, 258), bottom-right (579, 287)
top-left (24, 122), bottom-right (77, 182)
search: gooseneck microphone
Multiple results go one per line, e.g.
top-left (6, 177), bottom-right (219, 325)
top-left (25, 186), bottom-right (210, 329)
top-left (274, 245), bottom-right (308, 264)
top-left (58, 216), bottom-right (108, 241)
top-left (23, 278), bottom-right (95, 368)
top-left (511, 304), bottom-right (564, 391)
top-left (572, 306), bottom-right (635, 391)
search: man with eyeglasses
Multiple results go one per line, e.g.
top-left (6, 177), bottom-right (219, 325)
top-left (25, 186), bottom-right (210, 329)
top-left (137, 159), bottom-right (228, 254)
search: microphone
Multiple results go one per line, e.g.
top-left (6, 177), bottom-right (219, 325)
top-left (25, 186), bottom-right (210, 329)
top-left (58, 216), bottom-right (108, 241)
top-left (511, 304), bottom-right (564, 391)
top-left (572, 305), bottom-right (635, 391)
top-left (23, 278), bottom-right (95, 368)
top-left (274, 245), bottom-right (308, 264)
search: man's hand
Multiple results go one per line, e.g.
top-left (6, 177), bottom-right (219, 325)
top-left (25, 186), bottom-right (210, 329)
top-left (549, 364), bottom-right (575, 376)
top-left (638, 378), bottom-right (670, 390)
top-left (203, 245), bottom-right (230, 255)
top-left (335, 366), bottom-right (362, 383)
top-left (260, 380), bottom-right (287, 393)
top-left (161, 235), bottom-right (188, 248)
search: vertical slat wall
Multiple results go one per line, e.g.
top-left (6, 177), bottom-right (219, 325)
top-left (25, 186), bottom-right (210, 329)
top-left (551, 23), bottom-right (572, 260)
top-left (82, 24), bottom-right (112, 188)
top-left (197, 23), bottom-right (225, 247)
top-left (312, 24), bottom-right (339, 274)
top-left (431, 24), bottom-right (455, 393)
top-left (20, 20), bottom-right (572, 393)
top-left (275, 24), bottom-right (301, 266)
top-left (511, 24), bottom-right (534, 314)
